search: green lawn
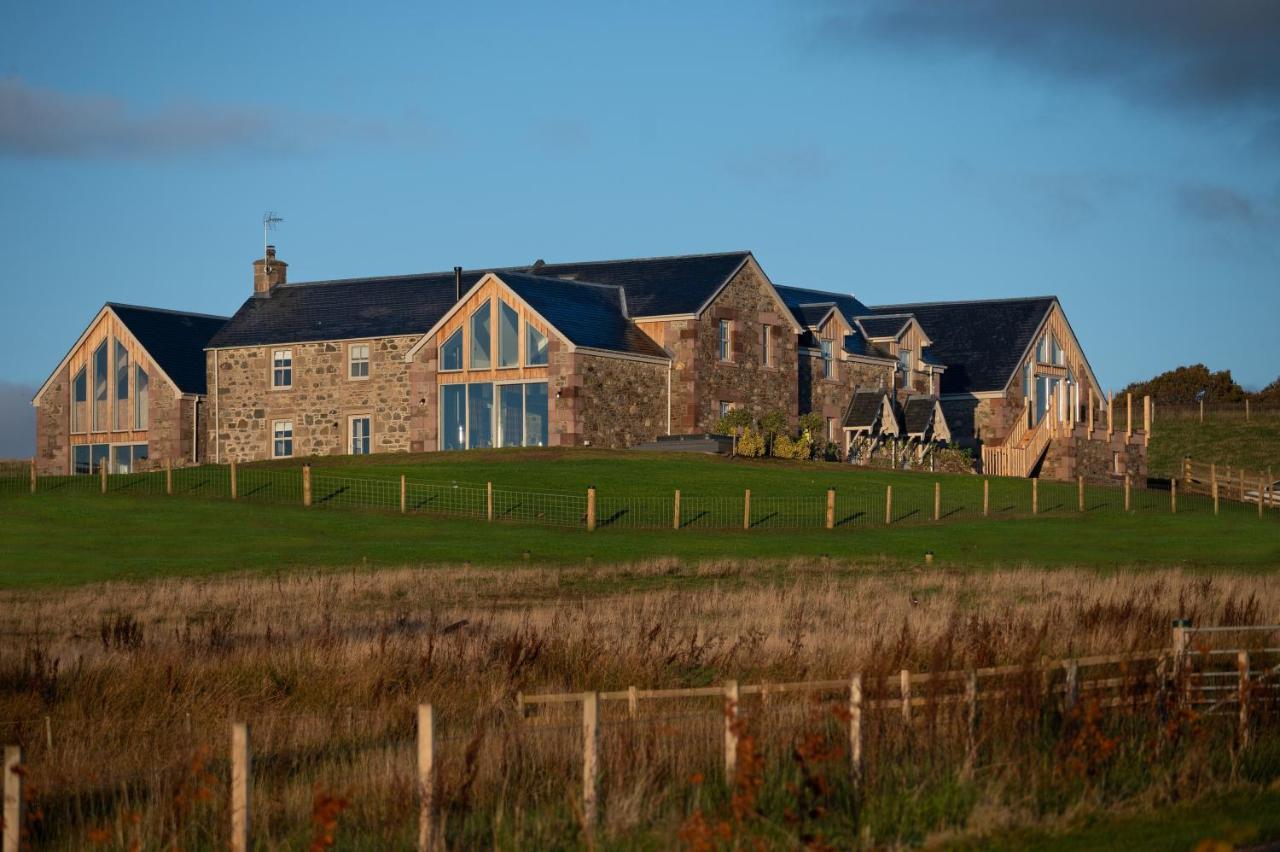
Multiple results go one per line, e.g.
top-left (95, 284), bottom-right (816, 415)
top-left (2, 486), bottom-right (1277, 588)
top-left (1149, 413), bottom-right (1280, 478)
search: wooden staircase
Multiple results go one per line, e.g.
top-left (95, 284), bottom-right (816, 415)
top-left (981, 389), bottom-right (1063, 478)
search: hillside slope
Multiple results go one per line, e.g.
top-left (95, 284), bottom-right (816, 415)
top-left (1149, 415), bottom-right (1280, 478)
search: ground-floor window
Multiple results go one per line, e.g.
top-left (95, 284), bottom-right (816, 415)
top-left (273, 420), bottom-right (294, 458)
top-left (73, 443), bottom-right (147, 474)
top-left (349, 415), bottom-right (372, 455)
top-left (441, 381), bottom-right (548, 450)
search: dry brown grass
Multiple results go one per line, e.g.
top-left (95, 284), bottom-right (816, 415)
top-left (2, 560), bottom-right (1277, 848)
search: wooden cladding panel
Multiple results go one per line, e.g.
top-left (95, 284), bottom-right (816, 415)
top-left (431, 278), bottom-right (555, 385)
top-left (65, 309), bottom-right (161, 444)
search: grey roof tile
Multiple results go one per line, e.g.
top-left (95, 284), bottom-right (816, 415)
top-left (107, 303), bottom-right (228, 394)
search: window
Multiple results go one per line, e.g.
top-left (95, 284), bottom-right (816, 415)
top-left (524, 383), bottom-right (548, 447)
top-left (820, 340), bottom-right (834, 379)
top-left (498, 384), bottom-right (524, 447)
top-left (92, 341), bottom-right (108, 431)
top-left (1023, 361), bottom-right (1032, 399)
top-left (720, 401), bottom-right (733, 418)
top-left (71, 367), bottom-right (87, 433)
top-left (467, 383), bottom-right (493, 448)
top-left (526, 325), bottom-right (549, 366)
top-left (73, 444), bottom-right (91, 475)
top-left (349, 416), bottom-right (372, 455)
top-left (109, 443), bottom-right (148, 474)
top-left (273, 420), bottom-right (294, 458)
top-left (113, 339), bottom-right (130, 431)
top-left (134, 366), bottom-right (148, 430)
top-left (498, 300), bottom-right (519, 368)
top-left (441, 384), bottom-right (466, 451)
top-left (761, 325), bottom-right (772, 367)
top-left (1051, 335), bottom-right (1064, 366)
top-left (349, 344), bottom-right (370, 379)
top-left (826, 418), bottom-right (836, 443)
top-left (272, 349), bottom-right (292, 388)
top-left (470, 300), bottom-right (492, 370)
top-left (90, 444), bottom-right (109, 475)
top-left (898, 349), bottom-right (912, 376)
top-left (718, 320), bottom-right (731, 362)
top-left (440, 329), bottom-right (463, 371)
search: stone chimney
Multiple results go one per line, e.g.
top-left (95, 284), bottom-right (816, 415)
top-left (253, 245), bottom-right (287, 296)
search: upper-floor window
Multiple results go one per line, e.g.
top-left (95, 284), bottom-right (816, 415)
top-left (92, 341), bottom-right (108, 431)
top-left (820, 339), bottom-right (834, 379)
top-left (349, 343), bottom-right (370, 379)
top-left (113, 338), bottom-right (130, 431)
top-left (1051, 335), bottom-right (1064, 366)
top-left (527, 324), bottom-right (549, 366)
top-left (718, 320), bottom-right (731, 362)
top-left (898, 349), bottom-right (912, 376)
top-left (498, 300), bottom-right (520, 368)
top-left (470, 300), bottom-right (492, 370)
top-left (273, 419), bottom-right (294, 458)
top-left (761, 325), bottom-right (772, 367)
top-left (71, 366), bottom-right (87, 434)
top-left (1023, 361), bottom-right (1032, 399)
top-left (440, 328), bottom-right (463, 371)
top-left (272, 349), bottom-right (293, 388)
top-left (134, 366), bottom-right (149, 430)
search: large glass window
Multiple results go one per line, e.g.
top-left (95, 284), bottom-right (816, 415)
top-left (349, 344), bottom-right (370, 379)
top-left (467, 383), bottom-right (493, 448)
top-left (92, 341), bottom-right (108, 431)
top-left (498, 301), bottom-right (519, 368)
top-left (90, 444), bottom-right (109, 475)
top-left (441, 384), bottom-right (466, 450)
top-left (71, 367), bottom-right (87, 433)
top-left (718, 320), bottom-right (731, 361)
top-left (470, 301), bottom-right (491, 370)
top-left (73, 445), bottom-right (90, 475)
top-left (526, 325), bottom-right (548, 366)
top-left (524, 383), bottom-right (548, 447)
top-left (1051, 335), bottom-right (1064, 366)
top-left (112, 445), bottom-right (132, 474)
top-left (273, 420), bottom-right (293, 458)
top-left (134, 366), bottom-right (149, 430)
top-left (440, 329), bottom-right (463, 371)
top-left (498, 384), bottom-right (524, 447)
top-left (272, 349), bottom-right (292, 388)
top-left (113, 339), bottom-right (130, 431)
top-left (821, 340), bottom-right (834, 379)
top-left (350, 416), bottom-right (372, 455)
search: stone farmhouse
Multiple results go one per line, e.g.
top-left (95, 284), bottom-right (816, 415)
top-left (33, 248), bottom-right (1148, 481)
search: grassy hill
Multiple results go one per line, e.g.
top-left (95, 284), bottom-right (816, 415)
top-left (1149, 413), bottom-right (1280, 478)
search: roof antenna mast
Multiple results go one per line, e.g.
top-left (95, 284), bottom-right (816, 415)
top-left (262, 211), bottom-right (283, 256)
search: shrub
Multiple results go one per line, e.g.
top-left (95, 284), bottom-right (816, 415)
top-left (736, 426), bottom-right (765, 458)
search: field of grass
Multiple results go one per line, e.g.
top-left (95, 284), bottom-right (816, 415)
top-left (1148, 412), bottom-right (1280, 478)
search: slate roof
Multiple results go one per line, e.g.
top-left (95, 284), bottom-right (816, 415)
top-left (855, 314), bottom-right (912, 340)
top-left (791, 303), bottom-right (838, 329)
top-left (842, 331), bottom-right (894, 361)
top-left (776, 285), bottom-right (872, 329)
top-left (495, 272), bottom-right (668, 358)
top-left (525, 251), bottom-right (752, 317)
top-left (108, 303), bottom-right (228, 394)
top-left (902, 396), bottom-right (940, 436)
top-left (843, 391), bottom-right (887, 429)
top-left (867, 297), bottom-right (1056, 395)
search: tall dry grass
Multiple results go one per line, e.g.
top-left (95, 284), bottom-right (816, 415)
top-left (2, 559), bottom-right (1278, 848)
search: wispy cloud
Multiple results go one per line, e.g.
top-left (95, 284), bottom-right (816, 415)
top-left (1176, 182), bottom-right (1268, 226)
top-left (0, 381), bottom-right (35, 459)
top-left (726, 143), bottom-right (835, 183)
top-left (0, 76), bottom-right (436, 160)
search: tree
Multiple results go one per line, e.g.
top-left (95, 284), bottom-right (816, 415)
top-left (1120, 364), bottom-right (1246, 405)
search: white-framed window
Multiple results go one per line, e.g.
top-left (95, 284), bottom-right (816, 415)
top-left (470, 300), bottom-right (492, 370)
top-left (349, 343), bottom-right (370, 379)
top-left (820, 340), bottom-right (834, 379)
top-left (719, 401), bottom-right (733, 418)
top-left (440, 328), bottom-right (463, 372)
top-left (272, 349), bottom-right (293, 388)
top-left (898, 349), bottom-right (912, 376)
top-left (498, 300), bottom-right (520, 368)
top-left (272, 420), bottom-right (294, 458)
top-left (718, 320), bottom-right (731, 362)
top-left (71, 366), bottom-right (87, 434)
top-left (526, 324), bottom-right (549, 366)
top-left (826, 417), bottom-right (836, 442)
top-left (349, 415), bottom-right (372, 455)
top-left (761, 325), bottom-right (772, 367)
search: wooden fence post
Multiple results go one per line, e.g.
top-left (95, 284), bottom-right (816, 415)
top-left (933, 482), bottom-right (941, 522)
top-left (1077, 476), bottom-right (1084, 512)
top-left (1171, 478), bottom-right (1177, 514)
top-left (582, 692), bottom-right (599, 832)
top-left (627, 686), bottom-right (638, 719)
top-left (302, 464), bottom-right (312, 507)
top-left (586, 487), bottom-right (597, 532)
top-left (3, 746), bottom-right (21, 852)
top-left (849, 675), bottom-right (863, 786)
top-left (983, 479), bottom-right (989, 517)
top-left (1144, 395), bottom-right (1151, 437)
top-left (1238, 651), bottom-right (1250, 751)
top-left (826, 488), bottom-right (836, 530)
top-left (417, 704), bottom-right (435, 852)
top-left (723, 680), bottom-right (740, 781)
top-left (486, 481), bottom-right (494, 522)
top-left (885, 485), bottom-right (893, 526)
top-left (673, 489), bottom-right (681, 530)
top-left (1246, 398), bottom-right (1251, 423)
top-left (100, 460), bottom-right (108, 495)
top-left (742, 489), bottom-right (751, 530)
top-left (963, 671), bottom-right (977, 780)
top-left (166, 457), bottom-right (173, 495)
top-left (1032, 478), bottom-right (1038, 515)
top-left (229, 460), bottom-right (238, 500)
top-left (1212, 480), bottom-right (1219, 515)
top-left (400, 475), bottom-right (407, 514)
top-left (230, 722), bottom-right (251, 852)
top-left (900, 669), bottom-right (911, 725)
top-left (1124, 475), bottom-right (1131, 512)
top-left (1260, 477), bottom-right (1266, 519)
top-left (29, 458), bottom-right (35, 495)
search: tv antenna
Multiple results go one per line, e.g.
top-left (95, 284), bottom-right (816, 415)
top-left (262, 211), bottom-right (284, 256)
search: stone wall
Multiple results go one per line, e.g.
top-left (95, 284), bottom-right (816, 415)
top-left (571, 352), bottom-right (668, 448)
top-left (33, 372), bottom-right (69, 475)
top-left (1041, 426), bottom-right (1149, 483)
top-left (679, 262), bottom-right (798, 431)
top-left (210, 336), bottom-right (417, 462)
top-left (800, 354), bottom-right (891, 425)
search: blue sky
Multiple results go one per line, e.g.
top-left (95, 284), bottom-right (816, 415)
top-left (2, 1), bottom-right (1278, 455)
